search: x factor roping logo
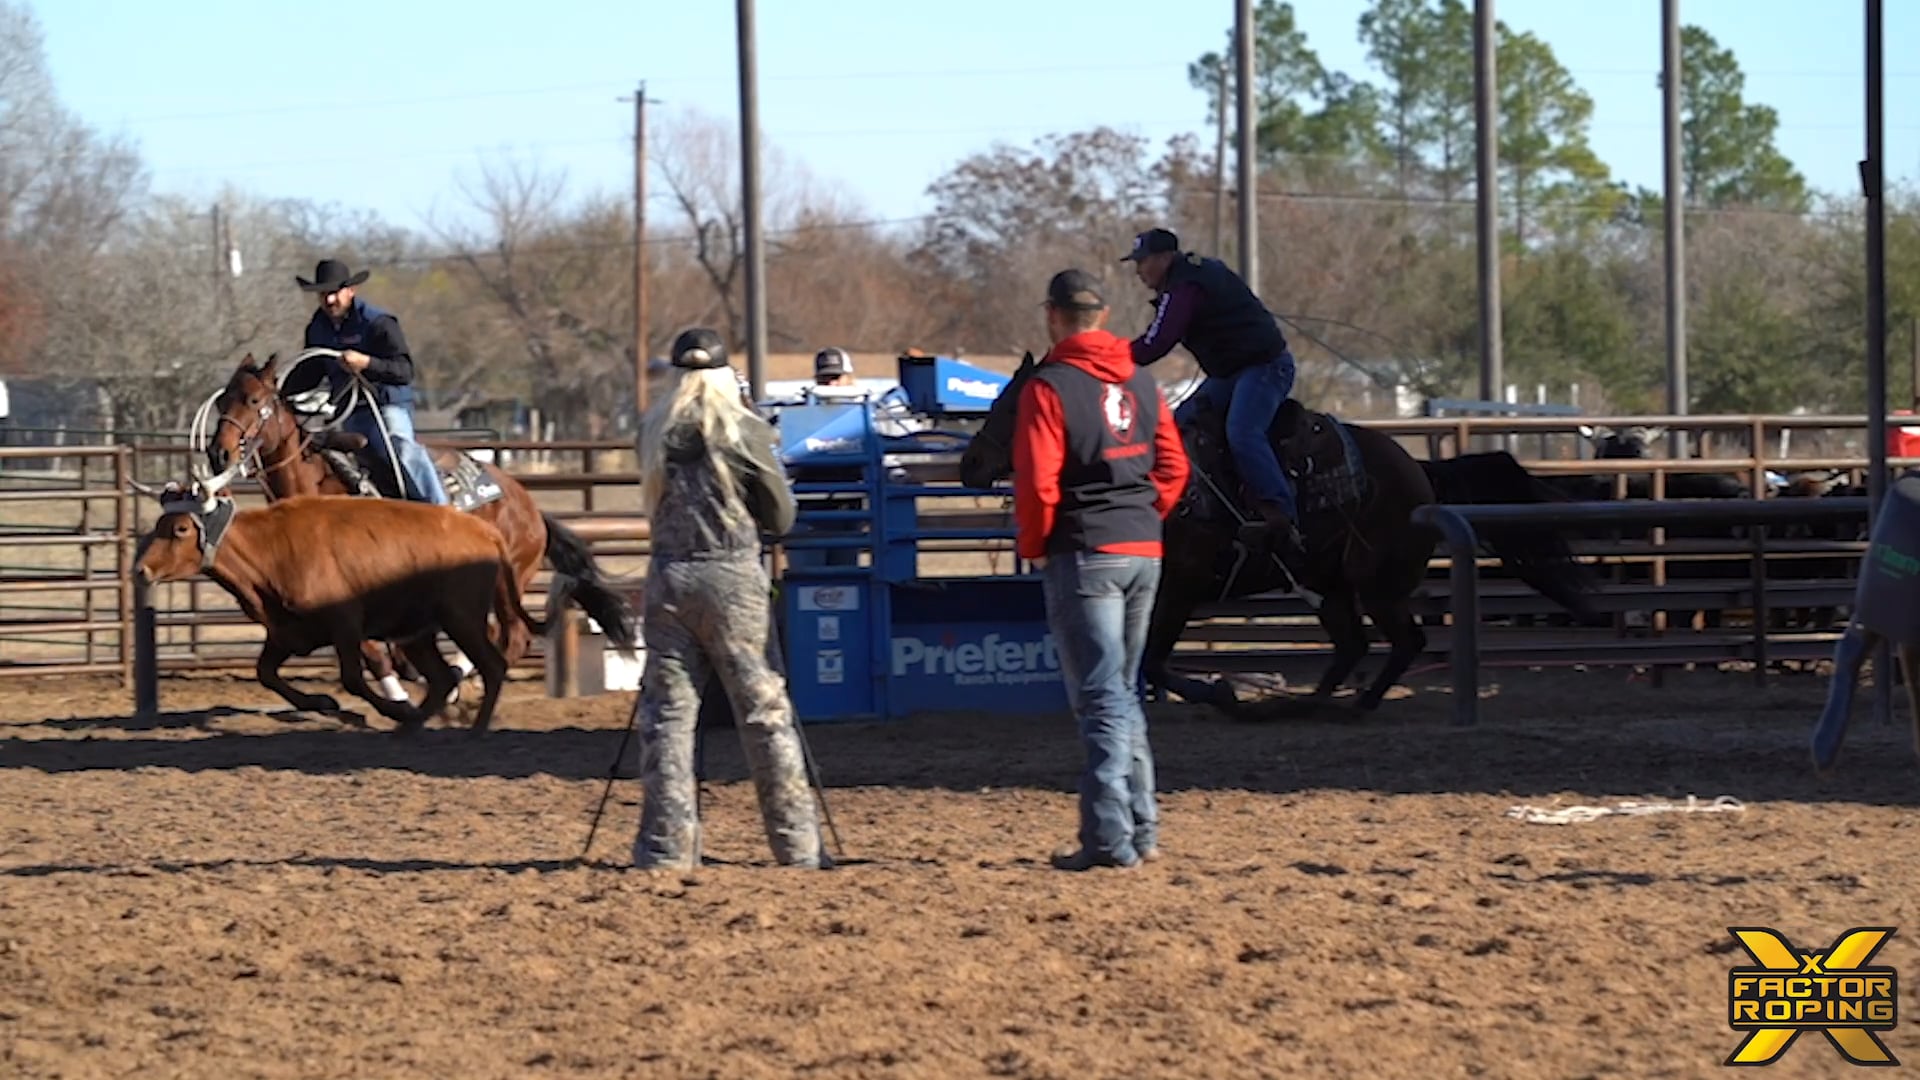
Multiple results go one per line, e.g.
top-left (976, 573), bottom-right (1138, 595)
top-left (1725, 926), bottom-right (1899, 1067)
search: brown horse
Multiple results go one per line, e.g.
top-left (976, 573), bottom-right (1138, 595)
top-left (202, 352), bottom-right (636, 707)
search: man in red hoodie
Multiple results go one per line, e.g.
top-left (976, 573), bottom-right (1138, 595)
top-left (1013, 268), bottom-right (1191, 870)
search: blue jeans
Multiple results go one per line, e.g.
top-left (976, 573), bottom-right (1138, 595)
top-left (343, 404), bottom-right (449, 505)
top-left (1174, 351), bottom-right (1297, 520)
top-left (1041, 551), bottom-right (1161, 864)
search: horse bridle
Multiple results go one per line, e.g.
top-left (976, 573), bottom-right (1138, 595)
top-left (212, 392), bottom-right (303, 498)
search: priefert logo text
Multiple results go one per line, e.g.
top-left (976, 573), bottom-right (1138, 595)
top-left (945, 376), bottom-right (1001, 399)
top-left (892, 632), bottom-right (1060, 686)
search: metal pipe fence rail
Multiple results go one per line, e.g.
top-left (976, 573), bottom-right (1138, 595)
top-left (1412, 497), bottom-right (1872, 728)
top-left (0, 445), bottom-right (134, 680)
top-left (2, 439), bottom-right (653, 683)
top-left (3, 417), bottom-right (1902, 701)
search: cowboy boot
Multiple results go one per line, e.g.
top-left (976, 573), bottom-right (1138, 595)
top-left (1240, 500), bottom-right (1311, 577)
top-left (320, 448), bottom-right (375, 496)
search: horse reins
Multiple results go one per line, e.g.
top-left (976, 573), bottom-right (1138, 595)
top-left (212, 396), bottom-right (305, 502)
top-left (194, 348), bottom-right (406, 501)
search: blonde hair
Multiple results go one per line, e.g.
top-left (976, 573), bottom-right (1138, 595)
top-left (637, 364), bottom-right (756, 520)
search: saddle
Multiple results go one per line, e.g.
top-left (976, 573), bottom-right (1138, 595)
top-left (1175, 399), bottom-right (1368, 528)
top-left (311, 429), bottom-right (506, 513)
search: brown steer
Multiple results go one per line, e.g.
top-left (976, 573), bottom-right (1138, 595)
top-left (134, 478), bottom-right (544, 735)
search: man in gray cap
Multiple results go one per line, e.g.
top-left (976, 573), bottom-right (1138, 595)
top-left (813, 346), bottom-right (857, 387)
top-left (1014, 269), bottom-right (1189, 871)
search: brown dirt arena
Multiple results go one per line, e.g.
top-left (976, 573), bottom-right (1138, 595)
top-left (4, 665), bottom-right (1919, 1079)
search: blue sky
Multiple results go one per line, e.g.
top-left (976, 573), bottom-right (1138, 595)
top-left (31, 0), bottom-right (1919, 234)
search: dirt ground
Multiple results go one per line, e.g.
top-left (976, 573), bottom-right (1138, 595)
top-left (3, 665), bottom-right (1919, 1080)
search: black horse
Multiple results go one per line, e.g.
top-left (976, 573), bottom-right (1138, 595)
top-left (959, 353), bottom-right (1600, 715)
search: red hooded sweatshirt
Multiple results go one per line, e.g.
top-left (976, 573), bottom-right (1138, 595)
top-left (1012, 329), bottom-right (1190, 560)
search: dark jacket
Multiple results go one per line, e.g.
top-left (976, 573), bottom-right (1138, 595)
top-left (1130, 253), bottom-right (1288, 379)
top-left (303, 298), bottom-right (417, 408)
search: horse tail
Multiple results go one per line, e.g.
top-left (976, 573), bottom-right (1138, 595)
top-left (540, 513), bottom-right (639, 653)
top-left (1420, 452), bottom-right (1603, 623)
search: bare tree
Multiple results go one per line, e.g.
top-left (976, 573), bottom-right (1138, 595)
top-left (0, 239), bottom-right (39, 373)
top-left (429, 157), bottom-right (634, 435)
top-left (0, 3), bottom-right (144, 257)
top-left (652, 108), bottom-right (857, 351)
top-left (914, 127), bottom-right (1172, 356)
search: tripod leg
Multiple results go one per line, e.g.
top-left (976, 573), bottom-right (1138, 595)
top-left (761, 597), bottom-right (844, 861)
top-left (793, 717), bottom-right (845, 860)
top-left (693, 717), bottom-right (707, 866)
top-left (578, 690), bottom-right (641, 863)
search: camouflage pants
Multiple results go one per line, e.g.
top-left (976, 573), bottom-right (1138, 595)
top-left (632, 556), bottom-right (822, 869)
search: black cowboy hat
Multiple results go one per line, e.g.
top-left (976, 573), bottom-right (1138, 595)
top-left (295, 258), bottom-right (371, 293)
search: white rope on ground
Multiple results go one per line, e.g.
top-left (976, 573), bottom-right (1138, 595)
top-left (1503, 794), bottom-right (1746, 825)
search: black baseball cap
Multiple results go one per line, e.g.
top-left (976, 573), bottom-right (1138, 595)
top-left (1043, 269), bottom-right (1106, 311)
top-left (814, 347), bottom-right (853, 377)
top-left (670, 327), bottom-right (729, 369)
top-left (1119, 227), bottom-right (1180, 263)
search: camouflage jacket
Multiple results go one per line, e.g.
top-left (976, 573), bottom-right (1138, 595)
top-left (649, 414), bottom-right (796, 561)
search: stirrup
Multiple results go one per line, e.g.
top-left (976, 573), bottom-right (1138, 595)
top-left (1264, 531), bottom-right (1321, 610)
top-left (320, 449), bottom-right (376, 497)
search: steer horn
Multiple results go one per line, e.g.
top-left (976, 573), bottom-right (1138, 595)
top-left (127, 479), bottom-right (164, 498)
top-left (189, 461), bottom-right (240, 514)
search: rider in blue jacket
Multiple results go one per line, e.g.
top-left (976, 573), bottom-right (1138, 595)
top-left (292, 259), bottom-right (448, 505)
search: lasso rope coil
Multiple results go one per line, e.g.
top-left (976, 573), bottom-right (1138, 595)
top-left (1503, 794), bottom-right (1746, 825)
top-left (192, 347), bottom-right (405, 499)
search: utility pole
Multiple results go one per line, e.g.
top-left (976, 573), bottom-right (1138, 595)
top-left (1865, 0), bottom-right (1890, 728)
top-left (1473, 0), bottom-right (1502, 408)
top-left (621, 81), bottom-right (660, 420)
top-left (210, 203), bottom-right (223, 302)
top-left (737, 0), bottom-right (769, 402)
top-left (211, 203), bottom-right (237, 336)
top-left (1233, 0), bottom-right (1257, 291)
top-left (1212, 53), bottom-right (1229, 258)
top-left (1661, 0), bottom-right (1688, 458)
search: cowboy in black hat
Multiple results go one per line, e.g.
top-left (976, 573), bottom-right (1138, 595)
top-left (286, 258), bottom-right (448, 505)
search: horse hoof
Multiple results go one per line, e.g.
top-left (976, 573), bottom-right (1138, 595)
top-left (300, 694), bottom-right (341, 714)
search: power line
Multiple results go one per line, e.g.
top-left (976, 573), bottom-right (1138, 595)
top-left (94, 120), bottom-right (1202, 177)
top-left (213, 213), bottom-right (952, 277)
top-left (1174, 183), bottom-right (1909, 222)
top-left (112, 63), bottom-right (1195, 125)
top-left (204, 177), bottom-right (1899, 280)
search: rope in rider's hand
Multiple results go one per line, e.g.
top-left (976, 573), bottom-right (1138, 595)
top-left (283, 347), bottom-right (406, 499)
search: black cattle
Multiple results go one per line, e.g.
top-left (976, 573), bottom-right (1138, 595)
top-left (1544, 424), bottom-right (1752, 633)
top-left (1766, 470), bottom-right (1867, 636)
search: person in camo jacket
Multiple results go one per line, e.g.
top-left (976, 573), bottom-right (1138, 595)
top-left (631, 327), bottom-right (825, 870)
